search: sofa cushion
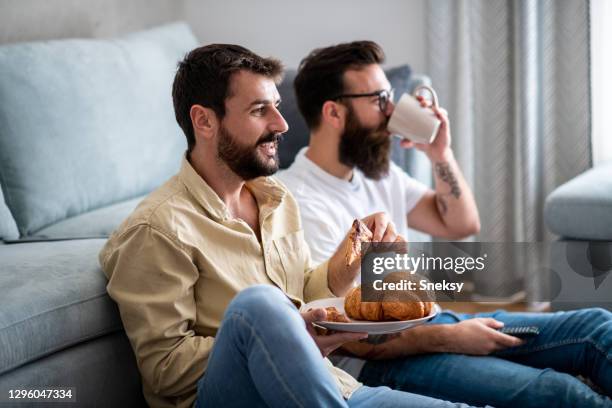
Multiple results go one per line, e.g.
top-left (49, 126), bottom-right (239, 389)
top-left (0, 332), bottom-right (146, 406)
top-left (545, 162), bottom-right (612, 240)
top-left (33, 195), bottom-right (145, 239)
top-left (0, 185), bottom-right (19, 240)
top-left (277, 65), bottom-right (413, 169)
top-left (0, 22), bottom-right (197, 236)
top-left (0, 239), bottom-right (121, 374)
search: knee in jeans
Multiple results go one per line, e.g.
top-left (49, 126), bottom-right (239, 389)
top-left (585, 308), bottom-right (612, 341)
top-left (228, 285), bottom-right (290, 317)
top-left (587, 307), bottom-right (612, 321)
top-left (531, 369), bottom-right (570, 391)
top-left (576, 307), bottom-right (612, 329)
top-left (533, 369), bottom-right (591, 400)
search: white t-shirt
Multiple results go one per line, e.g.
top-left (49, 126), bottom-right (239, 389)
top-left (276, 147), bottom-right (429, 265)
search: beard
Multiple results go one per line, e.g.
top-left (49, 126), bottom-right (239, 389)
top-left (217, 125), bottom-right (282, 181)
top-left (339, 106), bottom-right (391, 180)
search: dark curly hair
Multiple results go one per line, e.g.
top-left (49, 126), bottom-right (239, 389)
top-left (294, 41), bottom-right (385, 130)
top-left (172, 44), bottom-right (283, 152)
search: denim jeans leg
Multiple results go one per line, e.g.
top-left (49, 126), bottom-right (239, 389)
top-left (347, 385), bottom-right (484, 408)
top-left (489, 307), bottom-right (612, 396)
top-left (195, 285), bottom-right (346, 408)
top-left (359, 308), bottom-right (612, 408)
top-left (360, 351), bottom-right (611, 408)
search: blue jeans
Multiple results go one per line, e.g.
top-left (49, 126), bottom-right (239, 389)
top-left (359, 308), bottom-right (612, 408)
top-left (195, 285), bottom-right (480, 408)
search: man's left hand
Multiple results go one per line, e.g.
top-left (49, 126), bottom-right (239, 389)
top-left (399, 95), bottom-right (452, 162)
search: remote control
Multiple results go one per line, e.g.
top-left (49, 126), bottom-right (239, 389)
top-left (499, 326), bottom-right (540, 338)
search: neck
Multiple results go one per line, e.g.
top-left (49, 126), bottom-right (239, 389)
top-left (305, 128), bottom-right (353, 181)
top-left (188, 146), bottom-right (245, 212)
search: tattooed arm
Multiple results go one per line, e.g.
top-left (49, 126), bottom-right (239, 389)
top-left (402, 97), bottom-right (480, 239)
top-left (407, 151), bottom-right (480, 239)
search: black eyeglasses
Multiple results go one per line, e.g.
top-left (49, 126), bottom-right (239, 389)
top-left (333, 88), bottom-right (395, 112)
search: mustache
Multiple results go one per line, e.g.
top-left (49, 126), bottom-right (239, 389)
top-left (365, 122), bottom-right (391, 145)
top-left (256, 133), bottom-right (284, 146)
top-left (339, 109), bottom-right (391, 180)
top-left (374, 116), bottom-right (390, 136)
top-left (381, 115), bottom-right (390, 129)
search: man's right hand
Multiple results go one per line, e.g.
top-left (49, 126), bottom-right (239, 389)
top-left (442, 318), bottom-right (525, 355)
top-left (301, 308), bottom-right (367, 357)
top-left (340, 318), bottom-right (525, 360)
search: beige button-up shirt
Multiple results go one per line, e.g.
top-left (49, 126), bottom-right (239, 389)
top-left (99, 156), bottom-right (361, 408)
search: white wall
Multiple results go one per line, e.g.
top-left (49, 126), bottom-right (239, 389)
top-left (0, 0), bottom-right (186, 44)
top-left (184, 0), bottom-right (426, 72)
top-left (590, 0), bottom-right (612, 166)
top-left (1, 0), bottom-right (425, 72)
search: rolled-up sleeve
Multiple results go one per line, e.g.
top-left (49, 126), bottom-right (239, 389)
top-left (303, 259), bottom-right (336, 302)
top-left (301, 229), bottom-right (336, 302)
top-left (100, 224), bottom-right (213, 397)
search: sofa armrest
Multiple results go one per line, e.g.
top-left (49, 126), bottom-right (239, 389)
top-left (545, 162), bottom-right (612, 240)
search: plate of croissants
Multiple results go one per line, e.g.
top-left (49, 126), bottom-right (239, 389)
top-left (303, 285), bottom-right (439, 335)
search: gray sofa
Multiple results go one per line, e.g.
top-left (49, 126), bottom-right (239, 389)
top-left (0, 22), bottom-right (197, 407)
top-left (544, 163), bottom-right (612, 311)
top-left (0, 22), bottom-right (428, 406)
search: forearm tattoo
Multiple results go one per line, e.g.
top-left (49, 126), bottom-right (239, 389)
top-left (434, 162), bottom-right (461, 216)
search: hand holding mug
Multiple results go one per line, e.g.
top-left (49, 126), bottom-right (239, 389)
top-left (388, 85), bottom-right (452, 161)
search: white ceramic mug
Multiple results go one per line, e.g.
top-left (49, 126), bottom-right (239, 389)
top-left (387, 85), bottom-right (441, 144)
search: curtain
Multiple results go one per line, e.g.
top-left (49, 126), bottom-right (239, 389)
top-left (425, 0), bottom-right (592, 298)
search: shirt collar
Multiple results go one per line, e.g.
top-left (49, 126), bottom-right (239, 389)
top-left (294, 147), bottom-right (362, 191)
top-left (178, 154), bottom-right (286, 221)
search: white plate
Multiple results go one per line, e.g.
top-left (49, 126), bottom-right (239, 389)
top-left (302, 297), bottom-right (439, 335)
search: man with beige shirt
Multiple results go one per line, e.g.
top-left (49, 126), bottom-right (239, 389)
top-left (99, 44), bottom-right (477, 407)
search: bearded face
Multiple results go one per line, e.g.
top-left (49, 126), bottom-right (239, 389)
top-left (217, 124), bottom-right (283, 180)
top-left (338, 104), bottom-right (391, 180)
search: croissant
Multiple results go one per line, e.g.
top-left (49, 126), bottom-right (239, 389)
top-left (341, 222), bottom-right (434, 321)
top-left (308, 306), bottom-right (350, 336)
top-left (344, 272), bottom-right (435, 321)
top-left (344, 219), bottom-right (408, 269)
top-left (344, 219), bottom-right (373, 268)
top-left (344, 286), bottom-right (384, 321)
top-left (323, 306), bottom-right (350, 323)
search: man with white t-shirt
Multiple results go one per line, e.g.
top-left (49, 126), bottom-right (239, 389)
top-left (277, 41), bottom-right (612, 408)
top-left (278, 63), bottom-right (479, 262)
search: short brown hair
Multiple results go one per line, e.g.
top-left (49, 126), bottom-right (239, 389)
top-left (294, 41), bottom-right (385, 130)
top-left (172, 44), bottom-right (283, 152)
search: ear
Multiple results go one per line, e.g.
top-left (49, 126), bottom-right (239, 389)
top-left (190, 104), bottom-right (218, 141)
top-left (321, 100), bottom-right (346, 130)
